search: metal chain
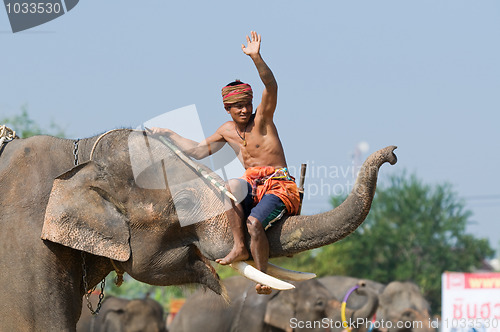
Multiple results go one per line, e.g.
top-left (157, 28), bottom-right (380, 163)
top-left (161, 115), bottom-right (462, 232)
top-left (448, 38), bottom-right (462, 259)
top-left (73, 139), bottom-right (79, 166)
top-left (75, 139), bottom-right (106, 315)
top-left (81, 252), bottom-right (105, 315)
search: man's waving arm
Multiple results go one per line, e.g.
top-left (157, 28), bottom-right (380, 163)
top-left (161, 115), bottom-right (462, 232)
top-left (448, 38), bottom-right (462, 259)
top-left (242, 31), bottom-right (278, 121)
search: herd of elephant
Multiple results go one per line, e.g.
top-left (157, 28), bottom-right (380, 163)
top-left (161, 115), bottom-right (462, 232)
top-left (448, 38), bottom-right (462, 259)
top-left (77, 275), bottom-right (434, 332)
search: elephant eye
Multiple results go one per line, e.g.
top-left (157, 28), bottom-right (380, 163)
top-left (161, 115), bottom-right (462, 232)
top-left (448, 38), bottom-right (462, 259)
top-left (173, 190), bottom-right (199, 211)
top-left (315, 298), bottom-right (325, 307)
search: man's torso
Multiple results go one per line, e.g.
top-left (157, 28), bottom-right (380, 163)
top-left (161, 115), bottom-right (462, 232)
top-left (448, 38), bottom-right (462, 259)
top-left (218, 113), bottom-right (287, 169)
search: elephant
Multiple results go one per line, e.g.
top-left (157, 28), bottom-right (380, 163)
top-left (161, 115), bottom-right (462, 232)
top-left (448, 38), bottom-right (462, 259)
top-left (377, 281), bottom-right (433, 332)
top-left (169, 276), bottom-right (379, 332)
top-left (319, 277), bottom-right (433, 332)
top-left (0, 128), bottom-right (397, 330)
top-left (76, 295), bottom-right (166, 332)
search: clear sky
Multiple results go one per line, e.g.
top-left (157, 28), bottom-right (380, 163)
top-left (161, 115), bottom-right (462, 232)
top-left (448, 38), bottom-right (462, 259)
top-left (2, 1), bottom-right (499, 254)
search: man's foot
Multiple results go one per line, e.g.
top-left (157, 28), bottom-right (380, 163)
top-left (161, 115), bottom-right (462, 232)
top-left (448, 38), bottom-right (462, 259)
top-left (255, 283), bottom-right (272, 295)
top-left (215, 247), bottom-right (249, 265)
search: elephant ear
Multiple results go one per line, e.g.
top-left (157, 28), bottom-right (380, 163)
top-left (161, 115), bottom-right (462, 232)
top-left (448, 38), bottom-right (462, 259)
top-left (264, 290), bottom-right (295, 332)
top-left (41, 161), bottom-right (131, 261)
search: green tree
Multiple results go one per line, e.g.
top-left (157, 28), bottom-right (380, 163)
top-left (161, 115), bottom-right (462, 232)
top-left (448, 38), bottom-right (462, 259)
top-left (1, 105), bottom-right (65, 138)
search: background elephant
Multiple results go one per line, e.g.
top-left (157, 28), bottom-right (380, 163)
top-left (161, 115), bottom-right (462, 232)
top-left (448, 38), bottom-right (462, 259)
top-left (77, 295), bottom-right (166, 332)
top-left (0, 129), bottom-right (396, 330)
top-left (169, 276), bottom-right (378, 332)
top-left (377, 281), bottom-right (433, 332)
top-left (319, 277), bottom-right (433, 332)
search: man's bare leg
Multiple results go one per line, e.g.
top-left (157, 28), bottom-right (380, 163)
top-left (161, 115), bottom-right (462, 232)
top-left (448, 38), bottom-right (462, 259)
top-left (216, 180), bottom-right (249, 265)
top-left (216, 202), bottom-right (249, 264)
top-left (247, 216), bottom-right (272, 295)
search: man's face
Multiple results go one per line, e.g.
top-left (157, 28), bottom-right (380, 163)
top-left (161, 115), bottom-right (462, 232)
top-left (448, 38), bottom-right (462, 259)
top-left (226, 101), bottom-right (253, 125)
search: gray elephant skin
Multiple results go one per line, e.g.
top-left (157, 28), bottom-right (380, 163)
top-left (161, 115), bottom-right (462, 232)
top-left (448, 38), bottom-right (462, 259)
top-left (319, 277), bottom-right (433, 332)
top-left (77, 296), bottom-right (166, 332)
top-left (0, 129), bottom-right (396, 330)
top-left (169, 276), bottom-right (378, 332)
top-left (377, 281), bottom-right (433, 332)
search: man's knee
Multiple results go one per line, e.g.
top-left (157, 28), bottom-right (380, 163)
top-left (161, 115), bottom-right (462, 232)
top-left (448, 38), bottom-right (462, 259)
top-left (246, 217), bottom-right (263, 236)
top-left (227, 178), bottom-right (249, 202)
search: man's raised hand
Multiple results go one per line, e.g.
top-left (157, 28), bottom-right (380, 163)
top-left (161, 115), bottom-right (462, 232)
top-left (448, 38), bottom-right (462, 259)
top-left (241, 31), bottom-right (261, 57)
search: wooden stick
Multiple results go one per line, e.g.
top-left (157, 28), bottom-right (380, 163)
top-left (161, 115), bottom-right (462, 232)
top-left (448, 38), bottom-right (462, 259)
top-left (297, 163), bottom-right (307, 215)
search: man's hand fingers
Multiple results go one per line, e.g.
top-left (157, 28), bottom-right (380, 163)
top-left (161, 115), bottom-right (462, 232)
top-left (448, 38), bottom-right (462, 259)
top-left (148, 127), bottom-right (162, 135)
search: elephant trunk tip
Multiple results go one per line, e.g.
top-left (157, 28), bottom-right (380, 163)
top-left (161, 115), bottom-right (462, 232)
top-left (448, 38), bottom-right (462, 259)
top-left (385, 145), bottom-right (398, 165)
top-left (357, 280), bottom-right (367, 287)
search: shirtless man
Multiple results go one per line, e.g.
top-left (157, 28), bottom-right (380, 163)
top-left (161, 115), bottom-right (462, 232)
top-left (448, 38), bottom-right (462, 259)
top-left (151, 31), bottom-right (300, 294)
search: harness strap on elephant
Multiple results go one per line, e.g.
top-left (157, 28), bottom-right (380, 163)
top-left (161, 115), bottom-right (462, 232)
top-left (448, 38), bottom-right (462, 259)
top-left (110, 259), bottom-right (124, 286)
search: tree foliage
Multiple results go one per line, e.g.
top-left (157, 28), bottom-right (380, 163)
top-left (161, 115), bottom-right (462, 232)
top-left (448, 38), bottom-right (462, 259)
top-left (1, 105), bottom-right (65, 138)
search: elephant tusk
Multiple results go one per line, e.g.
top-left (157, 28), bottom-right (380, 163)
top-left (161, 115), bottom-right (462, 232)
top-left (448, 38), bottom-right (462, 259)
top-left (245, 260), bottom-right (316, 281)
top-left (230, 261), bottom-right (295, 290)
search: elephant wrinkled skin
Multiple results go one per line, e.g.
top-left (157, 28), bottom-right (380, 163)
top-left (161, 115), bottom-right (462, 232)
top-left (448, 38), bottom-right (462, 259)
top-left (0, 130), bottom-right (396, 330)
top-left (377, 281), bottom-right (433, 332)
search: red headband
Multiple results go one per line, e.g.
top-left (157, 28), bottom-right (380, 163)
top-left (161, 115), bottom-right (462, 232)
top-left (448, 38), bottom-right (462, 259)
top-left (221, 83), bottom-right (253, 106)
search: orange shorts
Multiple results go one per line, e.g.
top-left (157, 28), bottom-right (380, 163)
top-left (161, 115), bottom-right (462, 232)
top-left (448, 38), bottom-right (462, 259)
top-left (241, 166), bottom-right (301, 217)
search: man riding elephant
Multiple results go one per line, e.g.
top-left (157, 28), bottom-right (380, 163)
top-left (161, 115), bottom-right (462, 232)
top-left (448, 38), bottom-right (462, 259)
top-left (0, 29), bottom-right (397, 330)
top-left (151, 31), bottom-right (300, 294)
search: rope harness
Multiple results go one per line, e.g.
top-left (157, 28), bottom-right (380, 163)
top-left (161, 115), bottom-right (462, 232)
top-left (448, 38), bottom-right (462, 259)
top-left (110, 259), bottom-right (124, 287)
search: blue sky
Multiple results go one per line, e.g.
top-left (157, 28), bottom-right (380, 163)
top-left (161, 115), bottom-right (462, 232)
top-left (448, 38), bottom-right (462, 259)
top-left (2, 1), bottom-right (499, 253)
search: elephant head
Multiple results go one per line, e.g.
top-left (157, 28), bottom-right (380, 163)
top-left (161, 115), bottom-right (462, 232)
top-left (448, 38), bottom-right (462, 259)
top-left (42, 130), bottom-right (233, 294)
top-left (264, 279), bottom-right (334, 332)
top-left (40, 129), bottom-right (397, 296)
top-left (77, 295), bottom-right (167, 332)
top-left (377, 281), bottom-right (433, 332)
